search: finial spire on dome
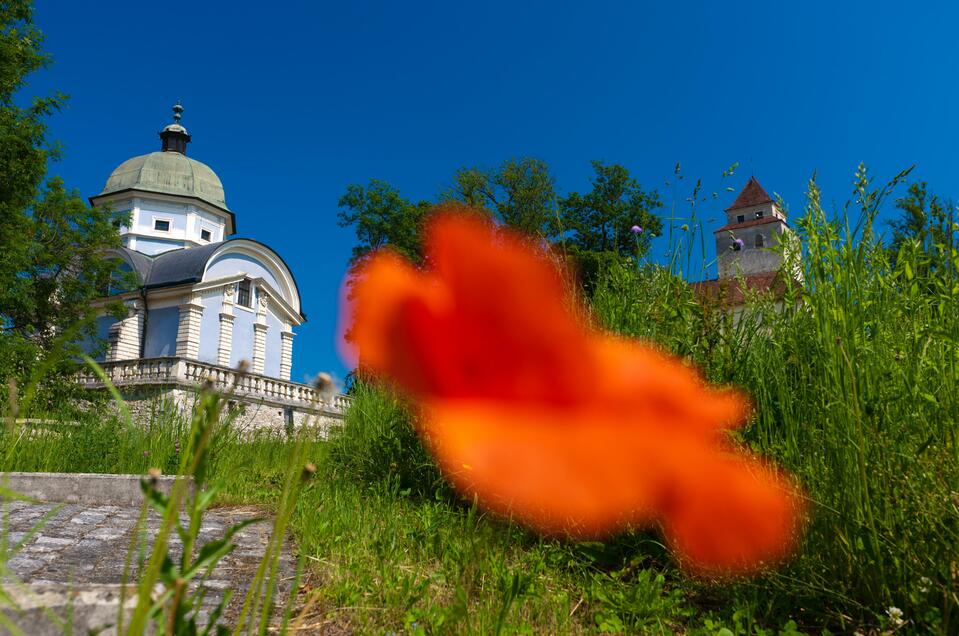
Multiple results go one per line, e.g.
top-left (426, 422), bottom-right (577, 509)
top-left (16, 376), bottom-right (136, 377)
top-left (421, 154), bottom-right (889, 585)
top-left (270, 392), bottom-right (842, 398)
top-left (159, 101), bottom-right (191, 154)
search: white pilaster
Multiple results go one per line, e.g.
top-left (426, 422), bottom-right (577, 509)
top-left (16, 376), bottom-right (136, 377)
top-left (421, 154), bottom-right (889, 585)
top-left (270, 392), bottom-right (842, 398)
top-left (217, 284), bottom-right (235, 367)
top-left (280, 326), bottom-right (294, 381)
top-left (107, 299), bottom-right (143, 361)
top-left (175, 292), bottom-right (204, 360)
top-left (251, 288), bottom-right (269, 375)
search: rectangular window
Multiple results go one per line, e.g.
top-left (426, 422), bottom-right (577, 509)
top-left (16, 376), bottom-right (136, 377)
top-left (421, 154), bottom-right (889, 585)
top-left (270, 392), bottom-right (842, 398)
top-left (736, 215), bottom-right (745, 223)
top-left (237, 279), bottom-right (252, 307)
top-left (756, 210), bottom-right (765, 218)
top-left (154, 218), bottom-right (171, 232)
top-left (200, 229), bottom-right (212, 242)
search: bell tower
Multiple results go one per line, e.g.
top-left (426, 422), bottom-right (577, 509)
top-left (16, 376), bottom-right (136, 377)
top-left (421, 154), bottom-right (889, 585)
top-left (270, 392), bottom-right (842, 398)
top-left (715, 177), bottom-right (795, 279)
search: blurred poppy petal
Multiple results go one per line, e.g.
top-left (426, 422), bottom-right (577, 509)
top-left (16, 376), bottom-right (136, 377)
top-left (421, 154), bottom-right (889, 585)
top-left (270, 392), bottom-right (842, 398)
top-left (341, 209), bottom-right (804, 574)
top-left (660, 452), bottom-right (803, 573)
top-left (422, 401), bottom-right (663, 537)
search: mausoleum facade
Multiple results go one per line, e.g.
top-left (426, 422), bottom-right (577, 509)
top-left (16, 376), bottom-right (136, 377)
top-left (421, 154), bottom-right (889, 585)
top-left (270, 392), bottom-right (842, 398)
top-left (81, 104), bottom-right (346, 431)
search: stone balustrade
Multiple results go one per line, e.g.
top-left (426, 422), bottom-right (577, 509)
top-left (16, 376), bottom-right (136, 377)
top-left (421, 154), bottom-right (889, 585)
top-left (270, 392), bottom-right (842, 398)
top-left (77, 357), bottom-right (352, 415)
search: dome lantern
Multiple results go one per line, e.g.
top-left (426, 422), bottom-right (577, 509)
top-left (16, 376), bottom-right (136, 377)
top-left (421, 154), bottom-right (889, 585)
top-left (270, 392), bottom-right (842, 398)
top-left (91, 103), bottom-right (237, 247)
top-left (159, 101), bottom-right (191, 154)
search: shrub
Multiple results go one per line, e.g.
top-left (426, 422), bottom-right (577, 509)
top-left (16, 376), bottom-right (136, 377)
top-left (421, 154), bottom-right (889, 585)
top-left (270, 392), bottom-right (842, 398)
top-left (325, 380), bottom-right (448, 499)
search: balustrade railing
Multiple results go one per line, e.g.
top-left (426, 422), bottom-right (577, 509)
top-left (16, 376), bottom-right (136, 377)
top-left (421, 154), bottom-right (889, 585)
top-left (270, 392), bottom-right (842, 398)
top-left (78, 357), bottom-right (352, 414)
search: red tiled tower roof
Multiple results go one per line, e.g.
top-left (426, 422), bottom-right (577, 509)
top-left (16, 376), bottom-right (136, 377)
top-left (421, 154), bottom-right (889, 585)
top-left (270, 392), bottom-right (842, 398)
top-left (725, 176), bottom-right (774, 211)
top-left (714, 215), bottom-right (785, 234)
top-left (691, 272), bottom-right (792, 308)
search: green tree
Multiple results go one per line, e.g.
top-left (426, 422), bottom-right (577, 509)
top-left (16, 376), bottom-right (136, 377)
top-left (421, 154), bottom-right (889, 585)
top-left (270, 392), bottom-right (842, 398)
top-left (0, 0), bottom-right (56, 298)
top-left (557, 161), bottom-right (662, 293)
top-left (2, 178), bottom-right (128, 346)
top-left (337, 179), bottom-right (431, 265)
top-left (889, 180), bottom-right (956, 268)
top-left (0, 1), bottom-right (129, 409)
top-left (445, 157), bottom-right (558, 238)
top-left (559, 160), bottom-right (662, 258)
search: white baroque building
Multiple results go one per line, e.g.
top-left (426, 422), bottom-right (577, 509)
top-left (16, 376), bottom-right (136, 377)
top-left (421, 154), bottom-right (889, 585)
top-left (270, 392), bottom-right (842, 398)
top-left (81, 104), bottom-right (347, 430)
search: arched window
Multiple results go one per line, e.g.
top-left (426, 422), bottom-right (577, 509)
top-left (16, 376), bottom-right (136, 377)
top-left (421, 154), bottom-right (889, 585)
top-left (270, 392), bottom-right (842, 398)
top-left (755, 234), bottom-right (764, 248)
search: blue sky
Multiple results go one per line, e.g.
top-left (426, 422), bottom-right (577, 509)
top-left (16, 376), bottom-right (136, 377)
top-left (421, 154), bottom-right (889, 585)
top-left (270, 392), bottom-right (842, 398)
top-left (27, 1), bottom-right (959, 383)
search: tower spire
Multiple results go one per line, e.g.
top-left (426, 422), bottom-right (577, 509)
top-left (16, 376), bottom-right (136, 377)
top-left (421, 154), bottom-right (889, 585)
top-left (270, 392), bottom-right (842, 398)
top-left (159, 101), bottom-right (191, 154)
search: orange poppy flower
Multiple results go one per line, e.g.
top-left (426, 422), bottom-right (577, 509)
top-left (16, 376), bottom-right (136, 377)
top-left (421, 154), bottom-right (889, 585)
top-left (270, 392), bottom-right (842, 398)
top-left (340, 209), bottom-right (803, 574)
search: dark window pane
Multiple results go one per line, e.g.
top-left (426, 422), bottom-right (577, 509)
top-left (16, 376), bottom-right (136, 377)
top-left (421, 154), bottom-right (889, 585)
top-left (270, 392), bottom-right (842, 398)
top-left (201, 229), bottom-right (211, 241)
top-left (154, 219), bottom-right (170, 231)
top-left (237, 279), bottom-right (252, 307)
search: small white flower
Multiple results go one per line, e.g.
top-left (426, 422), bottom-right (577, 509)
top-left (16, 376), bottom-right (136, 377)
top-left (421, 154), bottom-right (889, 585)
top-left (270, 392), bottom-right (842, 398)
top-left (886, 606), bottom-right (904, 626)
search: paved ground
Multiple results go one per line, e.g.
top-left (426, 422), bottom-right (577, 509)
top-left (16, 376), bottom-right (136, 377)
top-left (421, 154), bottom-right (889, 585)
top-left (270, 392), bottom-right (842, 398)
top-left (0, 499), bottom-right (294, 634)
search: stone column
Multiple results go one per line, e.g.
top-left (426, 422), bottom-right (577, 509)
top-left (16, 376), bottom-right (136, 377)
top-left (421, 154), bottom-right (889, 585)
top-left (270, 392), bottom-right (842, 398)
top-left (107, 299), bottom-right (143, 361)
top-left (251, 289), bottom-right (269, 375)
top-left (217, 284), bottom-right (235, 367)
top-left (280, 326), bottom-right (294, 381)
top-left (175, 292), bottom-right (204, 360)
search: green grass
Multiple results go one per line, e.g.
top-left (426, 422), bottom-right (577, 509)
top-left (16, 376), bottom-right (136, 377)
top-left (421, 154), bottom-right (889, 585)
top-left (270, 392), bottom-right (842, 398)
top-left (591, 169), bottom-right (959, 634)
top-left (1, 167), bottom-right (956, 634)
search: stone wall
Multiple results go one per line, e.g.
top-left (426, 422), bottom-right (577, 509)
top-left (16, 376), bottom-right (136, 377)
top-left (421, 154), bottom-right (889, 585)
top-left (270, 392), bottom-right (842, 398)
top-left (119, 385), bottom-right (343, 438)
top-left (717, 224), bottom-right (788, 278)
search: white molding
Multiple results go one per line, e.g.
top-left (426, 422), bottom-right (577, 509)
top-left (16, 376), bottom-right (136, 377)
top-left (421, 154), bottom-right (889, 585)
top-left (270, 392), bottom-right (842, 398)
top-left (143, 283), bottom-right (195, 304)
top-left (147, 297), bottom-right (183, 310)
top-left (202, 240), bottom-right (300, 314)
top-left (117, 230), bottom-right (213, 250)
top-left (195, 274), bottom-right (302, 326)
top-left (151, 215), bottom-right (174, 233)
top-left (91, 190), bottom-right (234, 235)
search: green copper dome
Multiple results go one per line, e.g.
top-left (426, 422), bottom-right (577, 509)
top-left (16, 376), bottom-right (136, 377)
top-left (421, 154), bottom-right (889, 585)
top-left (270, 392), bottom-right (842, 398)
top-left (98, 151), bottom-right (230, 211)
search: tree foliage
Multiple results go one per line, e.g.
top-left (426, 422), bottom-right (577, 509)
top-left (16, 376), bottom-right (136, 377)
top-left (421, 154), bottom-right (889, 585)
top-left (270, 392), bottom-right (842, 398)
top-left (337, 158), bottom-right (663, 298)
top-left (889, 180), bottom-right (957, 274)
top-left (336, 179), bottom-right (431, 265)
top-left (446, 158), bottom-right (558, 238)
top-left (0, 1), bottom-right (129, 409)
top-left (3, 178), bottom-right (128, 346)
top-left (559, 160), bottom-right (662, 258)
top-left (0, 0), bottom-right (55, 296)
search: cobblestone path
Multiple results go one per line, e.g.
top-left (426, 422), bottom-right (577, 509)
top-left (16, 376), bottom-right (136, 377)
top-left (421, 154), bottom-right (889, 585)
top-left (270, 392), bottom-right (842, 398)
top-left (0, 499), bottom-right (293, 632)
